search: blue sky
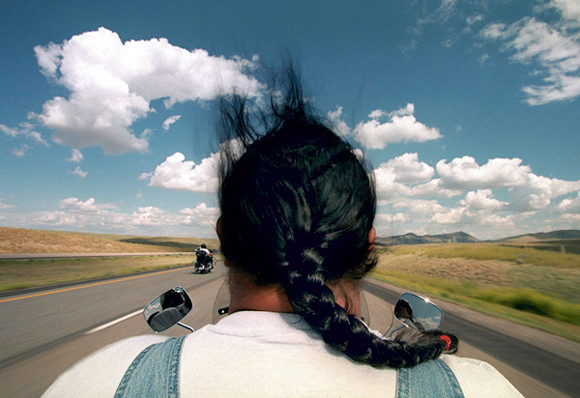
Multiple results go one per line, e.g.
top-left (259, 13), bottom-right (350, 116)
top-left (1, 0), bottom-right (579, 240)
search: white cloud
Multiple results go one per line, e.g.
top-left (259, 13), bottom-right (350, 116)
top-left (374, 154), bottom-right (462, 200)
top-left (393, 199), bottom-right (446, 215)
top-left (481, 8), bottom-right (580, 105)
top-left (437, 157), bottom-right (531, 189)
top-left (70, 166), bottom-right (88, 178)
top-left (130, 206), bottom-right (169, 226)
top-left (326, 107), bottom-right (352, 137)
top-left (162, 115), bottom-right (181, 130)
top-left (354, 104), bottom-right (441, 149)
top-left (179, 203), bottom-right (220, 227)
top-left (430, 206), bottom-right (467, 225)
top-left (12, 144), bottom-right (29, 157)
top-left (3, 196), bottom-right (218, 237)
top-left (34, 27), bottom-right (263, 154)
top-left (557, 192), bottom-right (580, 213)
top-left (68, 149), bottom-right (83, 163)
top-left (460, 189), bottom-right (508, 211)
top-left (466, 14), bottom-right (485, 26)
top-left (129, 203), bottom-right (219, 228)
top-left (146, 151), bottom-right (219, 194)
top-left (508, 174), bottom-right (580, 211)
top-left (1, 123), bottom-right (49, 146)
top-left (381, 153), bottom-right (435, 184)
top-left (367, 150), bottom-right (580, 239)
top-left (59, 198), bottom-right (101, 212)
top-left (407, 179), bottom-right (462, 198)
top-left (0, 200), bottom-right (15, 210)
top-left (546, 0), bottom-right (580, 25)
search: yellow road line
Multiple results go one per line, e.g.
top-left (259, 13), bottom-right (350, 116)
top-left (0, 268), bottom-right (185, 304)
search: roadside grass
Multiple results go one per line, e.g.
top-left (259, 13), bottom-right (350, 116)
top-left (0, 255), bottom-right (197, 292)
top-left (387, 242), bottom-right (580, 268)
top-left (371, 244), bottom-right (580, 343)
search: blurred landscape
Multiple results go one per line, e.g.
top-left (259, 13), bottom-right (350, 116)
top-left (1, 226), bottom-right (579, 342)
top-left (0, 227), bottom-right (219, 254)
top-left (0, 227), bottom-right (219, 293)
top-left (372, 230), bottom-right (580, 342)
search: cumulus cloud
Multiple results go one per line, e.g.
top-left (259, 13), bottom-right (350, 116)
top-left (24, 197), bottom-right (218, 236)
top-left (557, 192), bottom-right (580, 213)
top-left (481, 4), bottom-right (580, 105)
top-left (373, 153), bottom-right (460, 200)
top-left (368, 151), bottom-right (580, 238)
top-left (34, 27), bottom-right (263, 154)
top-left (180, 203), bottom-right (220, 227)
top-left (508, 174), bottom-right (580, 211)
top-left (59, 197), bottom-right (107, 212)
top-left (327, 107), bottom-right (352, 137)
top-left (393, 199), bottom-right (446, 215)
top-left (70, 166), bottom-right (88, 178)
top-left (354, 104), bottom-right (441, 149)
top-left (437, 157), bottom-right (531, 189)
top-left (460, 189), bottom-right (508, 211)
top-left (381, 153), bottom-right (435, 184)
top-left (145, 151), bottom-right (219, 194)
top-left (68, 149), bottom-right (83, 163)
top-left (162, 115), bottom-right (181, 130)
top-left (0, 122), bottom-right (49, 146)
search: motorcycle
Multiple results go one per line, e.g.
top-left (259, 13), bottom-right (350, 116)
top-left (194, 249), bottom-right (214, 273)
top-left (143, 285), bottom-right (444, 338)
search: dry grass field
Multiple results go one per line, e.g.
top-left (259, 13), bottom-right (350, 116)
top-left (0, 227), bottom-right (219, 292)
top-left (371, 243), bottom-right (580, 342)
top-left (0, 227), bottom-right (218, 254)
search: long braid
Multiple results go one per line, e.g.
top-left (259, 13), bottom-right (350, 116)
top-left (282, 247), bottom-right (445, 368)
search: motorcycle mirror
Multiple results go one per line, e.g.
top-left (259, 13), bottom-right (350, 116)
top-left (143, 286), bottom-right (193, 332)
top-left (394, 292), bottom-right (443, 332)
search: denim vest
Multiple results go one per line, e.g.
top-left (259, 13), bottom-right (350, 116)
top-left (114, 336), bottom-right (465, 398)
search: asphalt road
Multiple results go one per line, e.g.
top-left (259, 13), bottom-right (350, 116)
top-left (1, 265), bottom-right (578, 397)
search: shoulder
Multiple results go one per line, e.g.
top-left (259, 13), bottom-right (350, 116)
top-left (441, 355), bottom-right (525, 398)
top-left (42, 334), bottom-right (168, 398)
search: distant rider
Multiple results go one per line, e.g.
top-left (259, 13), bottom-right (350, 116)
top-left (195, 243), bottom-right (213, 269)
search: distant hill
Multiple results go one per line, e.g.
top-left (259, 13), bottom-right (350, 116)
top-left (376, 231), bottom-right (479, 246)
top-left (0, 227), bottom-right (218, 254)
top-left (495, 230), bottom-right (580, 243)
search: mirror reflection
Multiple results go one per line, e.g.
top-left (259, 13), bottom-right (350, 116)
top-left (394, 292), bottom-right (443, 332)
top-left (143, 286), bottom-right (193, 332)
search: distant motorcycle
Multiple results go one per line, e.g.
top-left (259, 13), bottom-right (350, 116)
top-left (194, 248), bottom-right (214, 273)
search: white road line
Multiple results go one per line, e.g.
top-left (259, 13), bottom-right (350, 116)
top-left (85, 310), bottom-right (142, 335)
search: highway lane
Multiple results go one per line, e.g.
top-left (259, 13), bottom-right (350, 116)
top-left (1, 268), bottom-right (578, 398)
top-left (0, 265), bottom-right (226, 368)
top-left (1, 271), bottom-right (225, 398)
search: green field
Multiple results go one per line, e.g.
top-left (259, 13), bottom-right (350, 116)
top-left (370, 243), bottom-right (580, 342)
top-left (0, 255), bottom-right (198, 292)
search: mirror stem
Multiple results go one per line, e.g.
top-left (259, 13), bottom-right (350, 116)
top-left (177, 322), bottom-right (194, 332)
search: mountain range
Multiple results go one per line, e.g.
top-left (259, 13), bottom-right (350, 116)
top-left (376, 230), bottom-right (580, 246)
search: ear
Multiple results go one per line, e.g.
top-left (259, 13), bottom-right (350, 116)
top-left (368, 227), bottom-right (376, 251)
top-left (216, 216), bottom-right (231, 268)
top-left (216, 216), bottom-right (223, 241)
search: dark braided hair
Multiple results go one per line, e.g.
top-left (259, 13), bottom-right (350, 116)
top-left (218, 70), bottom-right (447, 368)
